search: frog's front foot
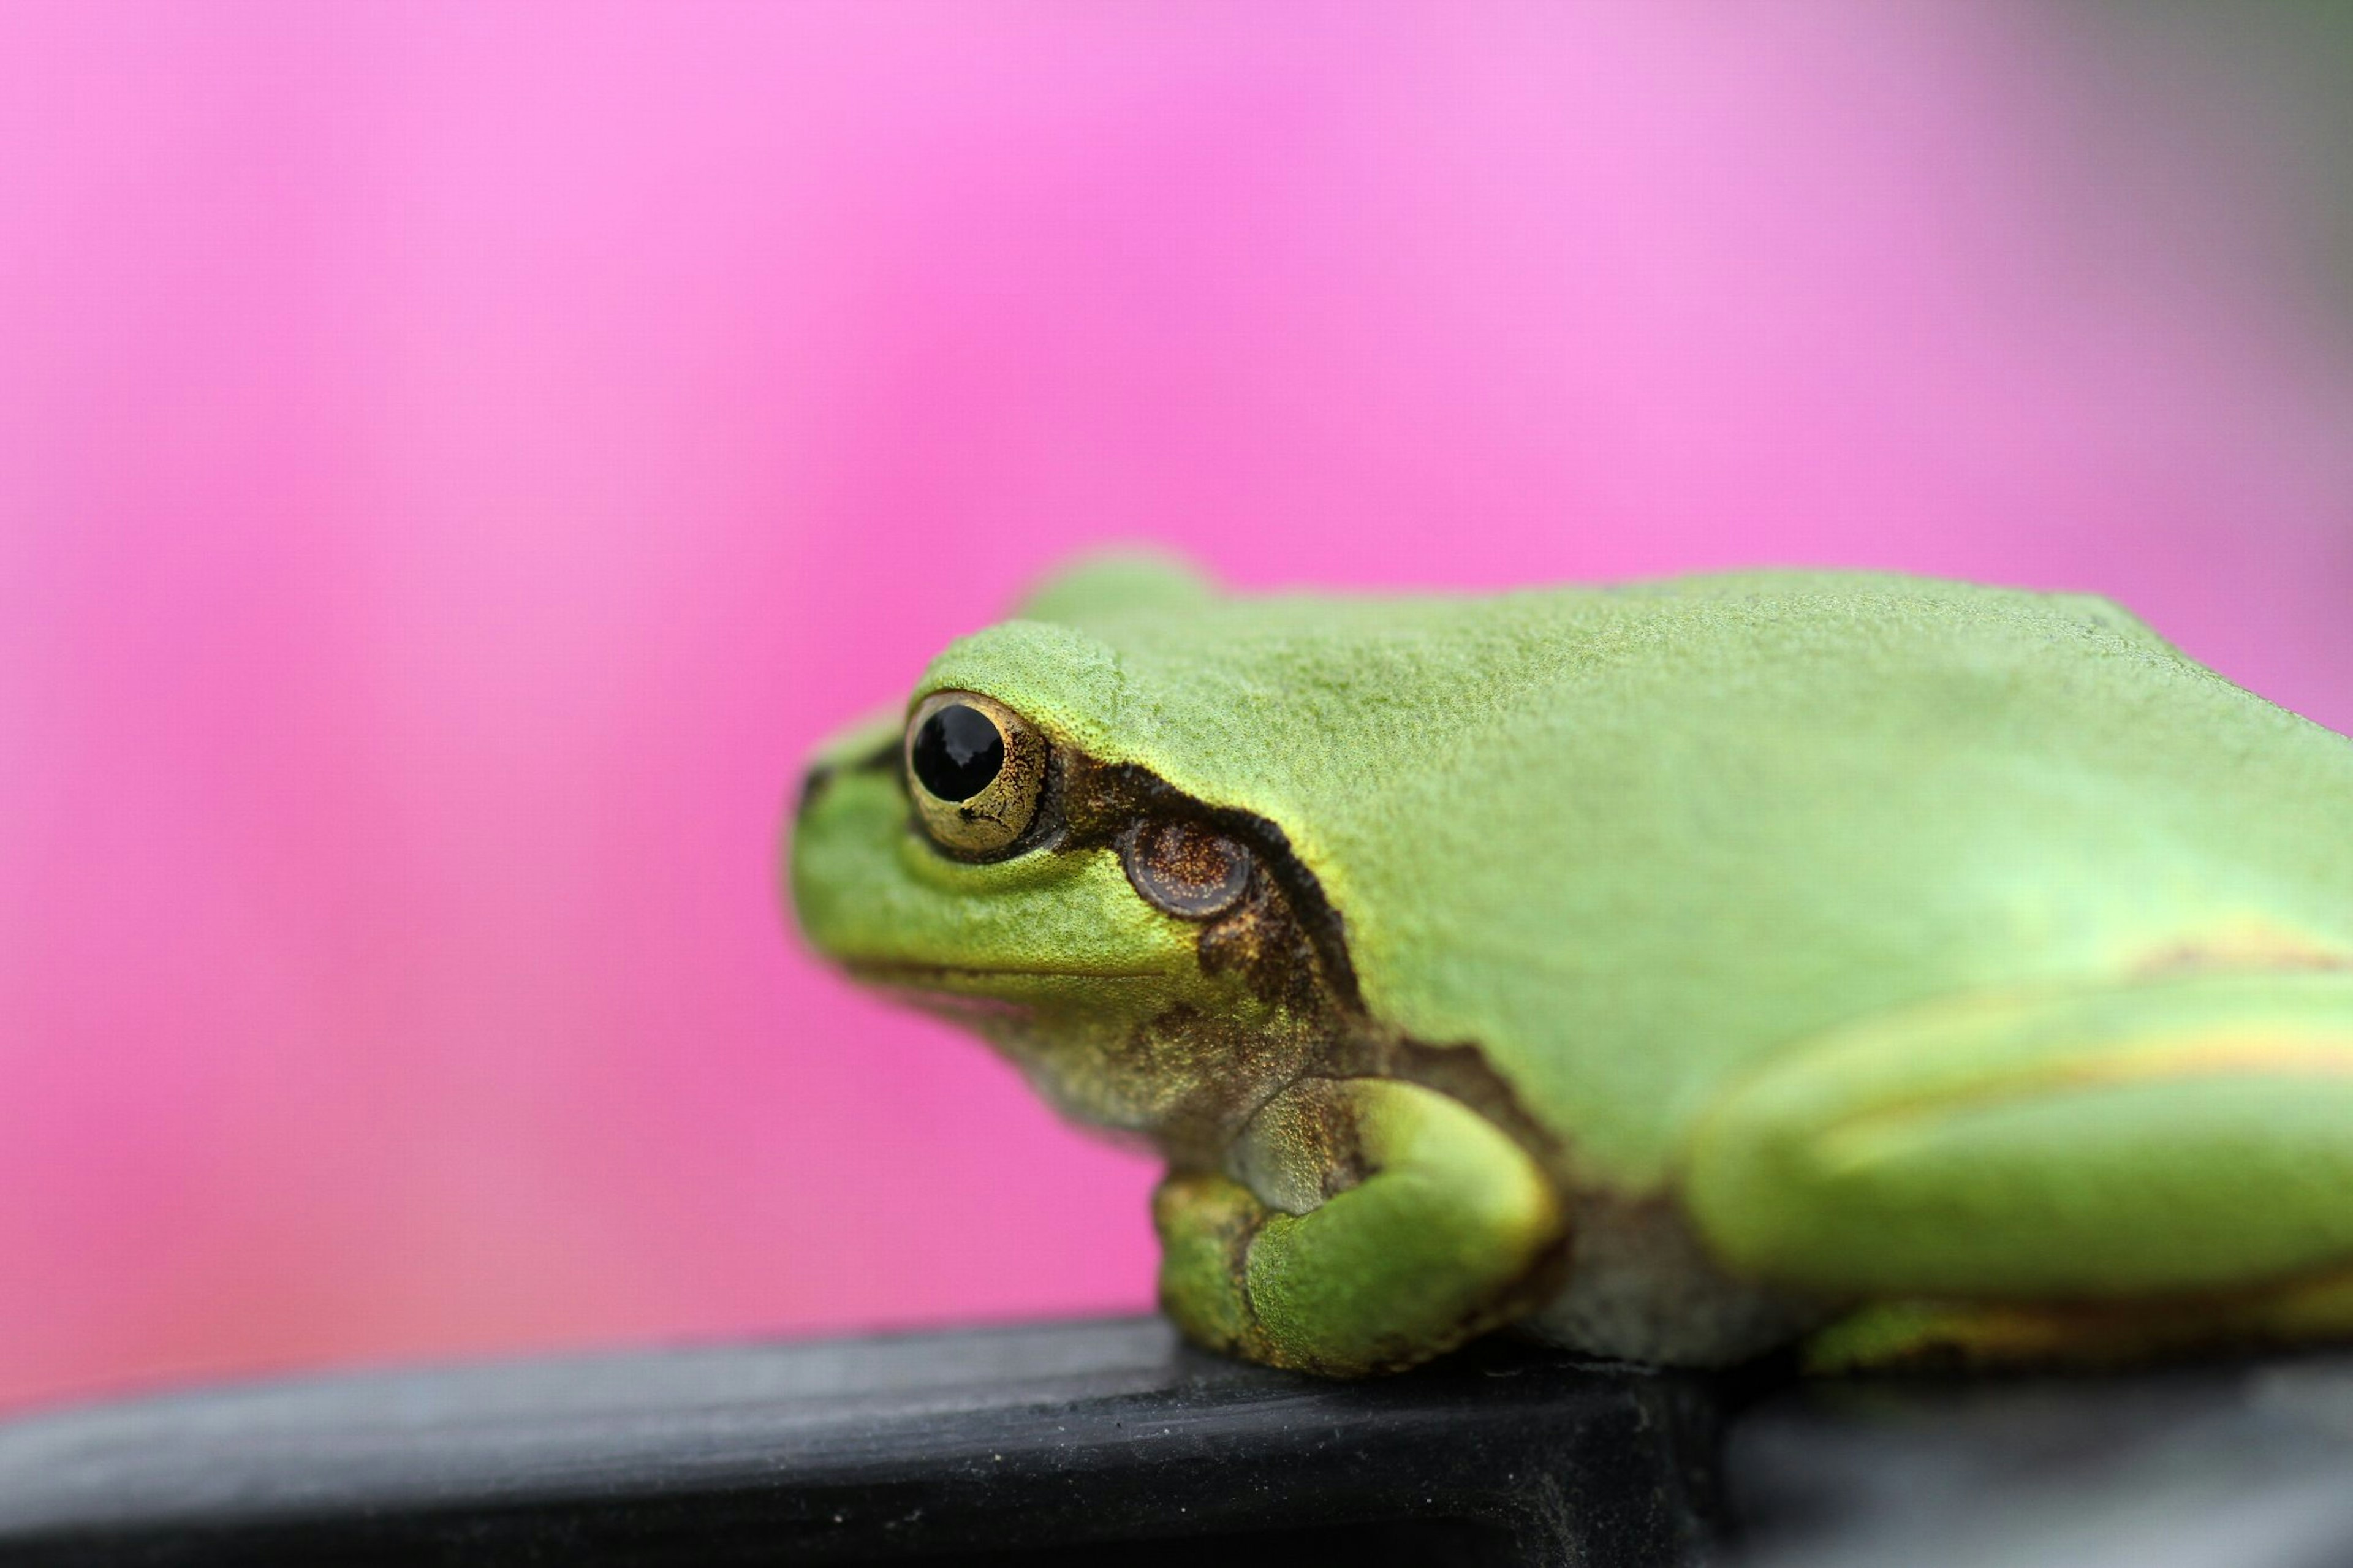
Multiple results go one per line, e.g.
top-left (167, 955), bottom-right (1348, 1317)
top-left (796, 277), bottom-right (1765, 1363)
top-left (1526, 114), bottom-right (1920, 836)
top-left (1154, 1077), bottom-right (1569, 1377)
top-left (1152, 1172), bottom-right (1265, 1359)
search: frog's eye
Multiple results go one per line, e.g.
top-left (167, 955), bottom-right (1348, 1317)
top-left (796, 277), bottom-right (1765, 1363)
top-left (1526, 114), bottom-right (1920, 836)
top-left (904, 691), bottom-right (1048, 856)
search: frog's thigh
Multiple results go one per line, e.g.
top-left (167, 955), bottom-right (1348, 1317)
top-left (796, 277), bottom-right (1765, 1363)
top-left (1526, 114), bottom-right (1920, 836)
top-left (1161, 1077), bottom-right (1566, 1377)
top-left (1680, 971), bottom-right (2353, 1304)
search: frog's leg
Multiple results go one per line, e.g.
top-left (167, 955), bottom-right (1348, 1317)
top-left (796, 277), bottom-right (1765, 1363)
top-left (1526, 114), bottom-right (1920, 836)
top-left (1679, 969), bottom-right (2353, 1371)
top-left (1155, 1077), bottom-right (1567, 1377)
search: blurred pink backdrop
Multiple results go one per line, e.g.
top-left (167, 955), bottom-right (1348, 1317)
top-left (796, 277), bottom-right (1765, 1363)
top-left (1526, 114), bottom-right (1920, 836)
top-left (4, 2), bottom-right (2351, 1412)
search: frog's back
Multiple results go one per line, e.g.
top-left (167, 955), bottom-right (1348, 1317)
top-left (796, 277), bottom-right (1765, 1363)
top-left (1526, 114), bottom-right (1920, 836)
top-left (1033, 570), bottom-right (2353, 1186)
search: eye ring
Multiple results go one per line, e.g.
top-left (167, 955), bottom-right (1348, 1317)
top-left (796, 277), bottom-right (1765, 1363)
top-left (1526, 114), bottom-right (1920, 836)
top-left (904, 691), bottom-right (1048, 856)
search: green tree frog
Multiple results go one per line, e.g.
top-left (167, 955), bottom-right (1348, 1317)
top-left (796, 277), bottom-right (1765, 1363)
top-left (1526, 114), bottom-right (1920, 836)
top-left (789, 555), bottom-right (2353, 1376)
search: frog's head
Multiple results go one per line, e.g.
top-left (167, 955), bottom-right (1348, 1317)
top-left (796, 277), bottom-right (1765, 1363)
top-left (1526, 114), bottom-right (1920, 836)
top-left (787, 553), bottom-right (1359, 1158)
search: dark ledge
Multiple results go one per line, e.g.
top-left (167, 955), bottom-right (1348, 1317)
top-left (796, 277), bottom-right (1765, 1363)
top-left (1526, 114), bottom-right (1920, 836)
top-left (0, 1319), bottom-right (1722, 1567)
top-left (2, 1319), bottom-right (2351, 1567)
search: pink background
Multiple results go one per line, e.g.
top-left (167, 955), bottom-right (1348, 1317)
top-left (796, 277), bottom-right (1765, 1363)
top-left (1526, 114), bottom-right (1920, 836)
top-left (4, 2), bottom-right (2351, 1412)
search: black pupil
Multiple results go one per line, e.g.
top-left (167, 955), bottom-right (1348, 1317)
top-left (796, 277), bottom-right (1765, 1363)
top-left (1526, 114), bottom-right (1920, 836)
top-left (911, 704), bottom-right (1006, 801)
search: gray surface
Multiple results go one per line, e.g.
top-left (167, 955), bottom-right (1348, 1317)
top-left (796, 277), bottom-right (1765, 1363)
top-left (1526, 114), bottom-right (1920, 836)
top-left (0, 1319), bottom-right (1195, 1533)
top-left (6, 1318), bottom-right (2353, 1565)
top-left (1731, 1355), bottom-right (2353, 1568)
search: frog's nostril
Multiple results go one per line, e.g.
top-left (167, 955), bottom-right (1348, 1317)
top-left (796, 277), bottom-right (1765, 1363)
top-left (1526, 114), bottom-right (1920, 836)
top-left (795, 735), bottom-right (903, 822)
top-left (794, 762), bottom-right (838, 820)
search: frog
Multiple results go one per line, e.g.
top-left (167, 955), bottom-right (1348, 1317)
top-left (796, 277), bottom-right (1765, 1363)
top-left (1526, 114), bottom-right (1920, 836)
top-left (787, 552), bottom-right (2353, 1376)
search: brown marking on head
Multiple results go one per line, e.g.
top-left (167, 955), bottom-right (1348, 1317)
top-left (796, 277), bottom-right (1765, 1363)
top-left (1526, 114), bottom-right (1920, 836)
top-left (833, 724), bottom-right (1360, 1153)
top-left (1053, 752), bottom-right (1363, 1018)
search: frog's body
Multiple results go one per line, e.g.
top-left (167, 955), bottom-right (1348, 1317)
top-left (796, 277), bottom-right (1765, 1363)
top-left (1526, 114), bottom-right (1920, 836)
top-left (790, 557), bottom-right (2353, 1374)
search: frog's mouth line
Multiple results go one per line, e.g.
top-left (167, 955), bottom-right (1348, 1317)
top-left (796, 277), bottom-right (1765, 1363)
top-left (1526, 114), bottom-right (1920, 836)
top-left (843, 959), bottom-right (1173, 986)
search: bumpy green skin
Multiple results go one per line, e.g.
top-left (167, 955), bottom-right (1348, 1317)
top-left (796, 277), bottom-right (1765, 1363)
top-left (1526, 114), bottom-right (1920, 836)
top-left (790, 554), bottom-right (2353, 1375)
